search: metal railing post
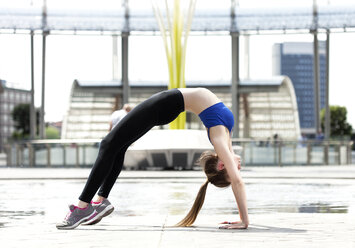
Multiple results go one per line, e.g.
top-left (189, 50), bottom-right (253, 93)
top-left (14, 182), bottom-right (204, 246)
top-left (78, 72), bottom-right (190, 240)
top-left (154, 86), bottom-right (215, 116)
top-left (307, 141), bottom-right (311, 165)
top-left (76, 144), bottom-right (80, 167)
top-left (27, 143), bottom-right (34, 167)
top-left (278, 142), bottom-right (282, 167)
top-left (347, 143), bottom-right (352, 164)
top-left (63, 144), bottom-right (66, 167)
top-left (250, 142), bottom-right (253, 165)
top-left (242, 142), bottom-right (246, 167)
top-left (274, 144), bottom-right (277, 165)
top-left (293, 142), bottom-right (297, 165)
top-left (83, 144), bottom-right (86, 166)
top-left (16, 144), bottom-right (21, 167)
top-left (5, 144), bottom-right (12, 167)
top-left (46, 144), bottom-right (51, 167)
top-left (324, 141), bottom-right (329, 165)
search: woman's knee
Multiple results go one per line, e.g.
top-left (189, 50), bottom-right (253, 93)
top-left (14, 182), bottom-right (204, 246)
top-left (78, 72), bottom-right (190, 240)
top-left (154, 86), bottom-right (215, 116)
top-left (99, 138), bottom-right (113, 153)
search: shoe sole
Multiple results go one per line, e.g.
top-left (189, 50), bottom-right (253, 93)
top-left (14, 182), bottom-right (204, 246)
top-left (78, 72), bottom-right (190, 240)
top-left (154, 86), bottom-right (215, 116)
top-left (56, 210), bottom-right (98, 230)
top-left (82, 205), bottom-right (114, 225)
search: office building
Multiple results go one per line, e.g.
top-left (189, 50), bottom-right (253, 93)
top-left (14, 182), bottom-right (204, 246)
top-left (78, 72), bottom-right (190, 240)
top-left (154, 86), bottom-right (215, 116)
top-left (0, 80), bottom-right (32, 151)
top-left (273, 42), bottom-right (326, 135)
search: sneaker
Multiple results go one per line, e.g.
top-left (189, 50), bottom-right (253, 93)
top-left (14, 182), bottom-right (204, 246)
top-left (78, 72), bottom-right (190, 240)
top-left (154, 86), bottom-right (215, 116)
top-left (56, 204), bottom-right (97, 230)
top-left (82, 199), bottom-right (114, 225)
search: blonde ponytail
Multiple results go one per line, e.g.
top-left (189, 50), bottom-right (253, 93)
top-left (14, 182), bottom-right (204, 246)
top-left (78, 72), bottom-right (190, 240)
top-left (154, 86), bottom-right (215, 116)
top-left (175, 180), bottom-right (209, 227)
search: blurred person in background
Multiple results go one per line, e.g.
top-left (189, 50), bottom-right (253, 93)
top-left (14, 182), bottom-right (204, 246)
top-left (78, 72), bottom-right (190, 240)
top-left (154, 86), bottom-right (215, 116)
top-left (109, 104), bottom-right (132, 131)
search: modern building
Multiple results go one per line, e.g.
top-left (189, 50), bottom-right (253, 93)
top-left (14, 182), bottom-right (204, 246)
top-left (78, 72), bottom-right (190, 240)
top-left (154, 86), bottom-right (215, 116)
top-left (62, 77), bottom-right (301, 140)
top-left (273, 42), bottom-right (326, 135)
top-left (0, 80), bottom-right (32, 152)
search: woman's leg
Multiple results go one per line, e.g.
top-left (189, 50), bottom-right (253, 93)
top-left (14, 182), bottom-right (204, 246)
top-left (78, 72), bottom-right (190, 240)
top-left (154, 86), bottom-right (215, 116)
top-left (78, 89), bottom-right (185, 203)
top-left (96, 145), bottom-right (128, 199)
top-left (78, 105), bottom-right (155, 203)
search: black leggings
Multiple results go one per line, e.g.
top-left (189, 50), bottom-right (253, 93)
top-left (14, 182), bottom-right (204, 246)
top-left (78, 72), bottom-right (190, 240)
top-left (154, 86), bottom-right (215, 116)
top-left (79, 89), bottom-right (185, 203)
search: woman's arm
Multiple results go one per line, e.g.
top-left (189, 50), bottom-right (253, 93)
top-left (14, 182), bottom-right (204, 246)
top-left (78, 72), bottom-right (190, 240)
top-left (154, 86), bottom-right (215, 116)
top-left (210, 127), bottom-right (249, 229)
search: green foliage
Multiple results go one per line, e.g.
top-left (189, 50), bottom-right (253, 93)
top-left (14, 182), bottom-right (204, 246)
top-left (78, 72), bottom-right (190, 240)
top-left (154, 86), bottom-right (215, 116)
top-left (321, 105), bottom-right (353, 137)
top-left (11, 104), bottom-right (39, 139)
top-left (11, 131), bottom-right (24, 140)
top-left (45, 126), bottom-right (60, 139)
top-left (12, 104), bottom-right (30, 139)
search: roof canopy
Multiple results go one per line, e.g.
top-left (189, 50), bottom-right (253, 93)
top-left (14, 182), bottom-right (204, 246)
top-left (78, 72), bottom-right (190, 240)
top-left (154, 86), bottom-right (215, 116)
top-left (75, 77), bottom-right (286, 87)
top-left (1, 4), bottom-right (355, 33)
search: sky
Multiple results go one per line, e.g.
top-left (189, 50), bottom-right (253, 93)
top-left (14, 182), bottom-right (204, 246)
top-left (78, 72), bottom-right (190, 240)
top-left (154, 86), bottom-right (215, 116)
top-left (0, 0), bottom-right (355, 128)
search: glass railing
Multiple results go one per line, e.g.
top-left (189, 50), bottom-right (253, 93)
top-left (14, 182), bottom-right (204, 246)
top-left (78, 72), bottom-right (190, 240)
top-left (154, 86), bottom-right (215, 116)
top-left (5, 139), bottom-right (100, 168)
top-left (3, 138), bottom-right (353, 168)
top-left (233, 139), bottom-right (353, 167)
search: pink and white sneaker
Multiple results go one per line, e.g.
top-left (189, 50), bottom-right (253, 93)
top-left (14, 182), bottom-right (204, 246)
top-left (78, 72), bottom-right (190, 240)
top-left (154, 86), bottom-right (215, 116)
top-left (56, 204), bottom-right (97, 230)
top-left (82, 199), bottom-right (114, 225)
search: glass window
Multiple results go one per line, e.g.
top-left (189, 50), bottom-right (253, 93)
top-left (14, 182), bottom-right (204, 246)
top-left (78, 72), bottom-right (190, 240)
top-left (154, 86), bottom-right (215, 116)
top-left (8, 91), bottom-right (13, 100)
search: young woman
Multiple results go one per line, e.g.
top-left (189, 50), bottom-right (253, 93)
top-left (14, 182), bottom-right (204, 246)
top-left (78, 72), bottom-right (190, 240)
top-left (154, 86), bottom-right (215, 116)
top-left (56, 88), bottom-right (249, 230)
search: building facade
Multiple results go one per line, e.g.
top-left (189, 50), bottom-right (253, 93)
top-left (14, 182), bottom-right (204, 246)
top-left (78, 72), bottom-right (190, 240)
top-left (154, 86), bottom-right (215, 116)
top-left (62, 78), bottom-right (301, 140)
top-left (0, 80), bottom-right (32, 152)
top-left (273, 42), bottom-right (326, 135)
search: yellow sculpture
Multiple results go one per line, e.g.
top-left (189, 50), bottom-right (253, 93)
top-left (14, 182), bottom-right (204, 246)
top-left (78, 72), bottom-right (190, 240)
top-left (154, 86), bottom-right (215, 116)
top-left (152, 0), bottom-right (197, 129)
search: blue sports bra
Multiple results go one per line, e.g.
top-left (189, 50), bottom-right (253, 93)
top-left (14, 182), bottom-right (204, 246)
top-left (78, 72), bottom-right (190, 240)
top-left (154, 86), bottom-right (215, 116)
top-left (198, 102), bottom-right (234, 141)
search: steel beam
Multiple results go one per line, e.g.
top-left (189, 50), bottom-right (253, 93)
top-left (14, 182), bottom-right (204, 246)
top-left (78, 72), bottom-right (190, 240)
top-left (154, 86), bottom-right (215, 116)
top-left (39, 0), bottom-right (47, 139)
top-left (313, 32), bottom-right (321, 135)
top-left (231, 32), bottom-right (240, 138)
top-left (122, 0), bottom-right (130, 104)
top-left (325, 30), bottom-right (331, 139)
top-left (121, 33), bottom-right (129, 104)
top-left (312, 0), bottom-right (321, 136)
top-left (39, 32), bottom-right (47, 139)
top-left (30, 31), bottom-right (36, 139)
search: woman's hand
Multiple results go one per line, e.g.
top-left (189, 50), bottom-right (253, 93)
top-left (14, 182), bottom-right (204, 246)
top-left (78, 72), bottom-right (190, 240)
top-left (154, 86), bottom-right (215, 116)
top-left (219, 220), bottom-right (248, 229)
top-left (233, 154), bottom-right (241, 170)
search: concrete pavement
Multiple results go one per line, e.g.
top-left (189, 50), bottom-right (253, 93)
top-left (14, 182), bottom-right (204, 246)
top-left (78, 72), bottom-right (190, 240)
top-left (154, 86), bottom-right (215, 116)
top-left (2, 213), bottom-right (354, 248)
top-left (1, 166), bottom-right (355, 248)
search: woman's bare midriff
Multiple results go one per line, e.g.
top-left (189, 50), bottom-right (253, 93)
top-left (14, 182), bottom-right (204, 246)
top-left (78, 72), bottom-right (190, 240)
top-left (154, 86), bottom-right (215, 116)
top-left (177, 88), bottom-right (221, 115)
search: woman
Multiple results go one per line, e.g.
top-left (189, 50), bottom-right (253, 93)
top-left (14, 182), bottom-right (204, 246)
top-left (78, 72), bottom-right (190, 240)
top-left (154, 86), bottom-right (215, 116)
top-left (56, 88), bottom-right (249, 230)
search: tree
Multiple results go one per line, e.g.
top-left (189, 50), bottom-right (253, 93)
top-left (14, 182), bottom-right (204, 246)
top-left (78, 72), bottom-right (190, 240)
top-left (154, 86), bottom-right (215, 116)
top-left (321, 105), bottom-right (353, 138)
top-left (45, 126), bottom-right (60, 139)
top-left (11, 104), bottom-right (39, 139)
